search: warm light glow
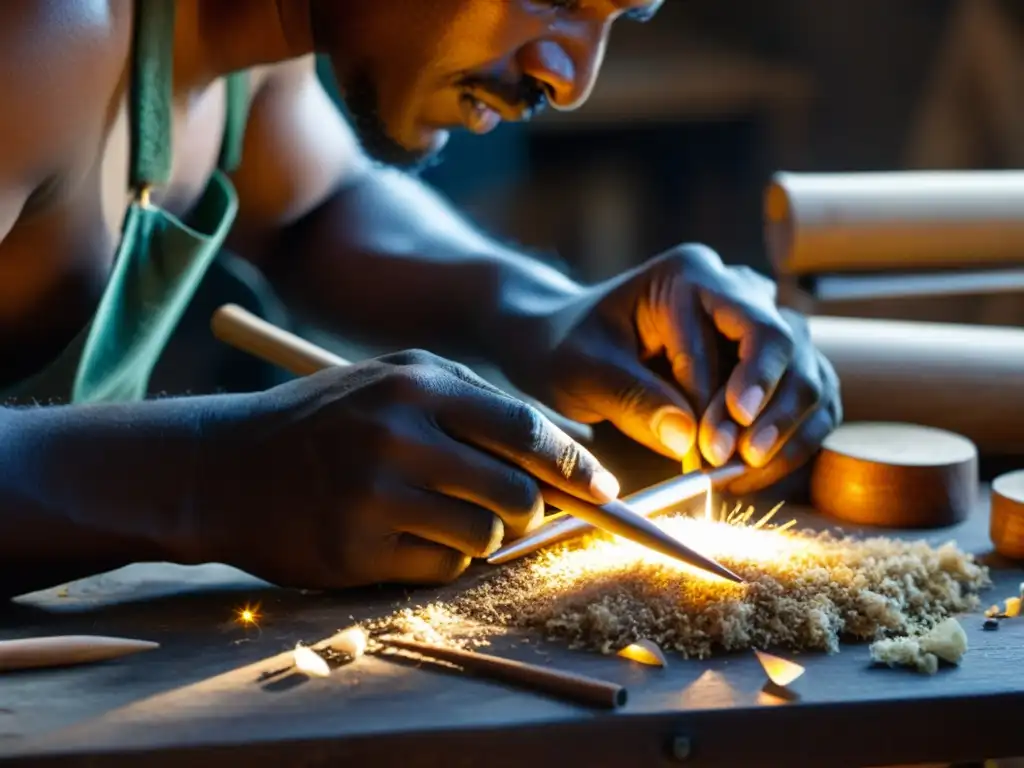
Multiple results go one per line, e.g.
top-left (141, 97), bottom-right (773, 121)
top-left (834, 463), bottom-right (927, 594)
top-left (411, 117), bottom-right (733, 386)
top-left (754, 649), bottom-right (806, 687)
top-left (235, 604), bottom-right (261, 627)
top-left (1005, 597), bottom-right (1021, 618)
top-left (527, 498), bottom-right (810, 587)
top-left (617, 639), bottom-right (667, 667)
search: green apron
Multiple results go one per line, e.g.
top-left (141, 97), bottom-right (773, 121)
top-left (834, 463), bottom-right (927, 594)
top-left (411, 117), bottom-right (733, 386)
top-left (1, 0), bottom-right (289, 406)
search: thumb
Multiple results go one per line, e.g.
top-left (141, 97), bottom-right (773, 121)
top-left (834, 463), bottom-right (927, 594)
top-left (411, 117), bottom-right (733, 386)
top-left (582, 354), bottom-right (699, 460)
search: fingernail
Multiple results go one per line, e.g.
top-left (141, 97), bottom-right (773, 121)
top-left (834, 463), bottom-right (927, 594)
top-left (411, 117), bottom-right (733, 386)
top-left (710, 422), bottom-right (738, 464)
top-left (749, 425), bottom-right (780, 462)
top-left (736, 386), bottom-right (766, 425)
top-left (652, 408), bottom-right (696, 458)
top-left (591, 470), bottom-right (621, 504)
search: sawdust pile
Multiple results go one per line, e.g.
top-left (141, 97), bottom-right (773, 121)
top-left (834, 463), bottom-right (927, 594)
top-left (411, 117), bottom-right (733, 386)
top-left (370, 512), bottom-right (990, 659)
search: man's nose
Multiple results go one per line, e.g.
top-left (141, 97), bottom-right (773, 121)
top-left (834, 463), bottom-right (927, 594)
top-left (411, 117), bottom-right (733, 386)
top-left (518, 31), bottom-right (608, 112)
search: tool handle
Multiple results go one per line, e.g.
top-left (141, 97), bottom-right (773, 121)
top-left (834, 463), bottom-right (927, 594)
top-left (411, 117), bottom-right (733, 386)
top-left (212, 304), bottom-right (350, 375)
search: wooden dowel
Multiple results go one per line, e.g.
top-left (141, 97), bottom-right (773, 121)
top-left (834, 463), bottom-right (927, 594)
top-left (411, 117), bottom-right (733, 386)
top-left (211, 303), bottom-right (351, 375)
top-left (0, 636), bottom-right (160, 673)
top-left (380, 637), bottom-right (627, 709)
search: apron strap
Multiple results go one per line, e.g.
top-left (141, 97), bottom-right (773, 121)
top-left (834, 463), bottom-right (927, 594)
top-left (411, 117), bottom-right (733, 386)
top-left (129, 0), bottom-right (176, 196)
top-left (219, 72), bottom-right (251, 173)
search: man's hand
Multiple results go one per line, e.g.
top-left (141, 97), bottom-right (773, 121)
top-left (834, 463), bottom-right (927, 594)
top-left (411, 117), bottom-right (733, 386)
top-left (506, 244), bottom-right (842, 494)
top-left (191, 351), bottom-right (620, 589)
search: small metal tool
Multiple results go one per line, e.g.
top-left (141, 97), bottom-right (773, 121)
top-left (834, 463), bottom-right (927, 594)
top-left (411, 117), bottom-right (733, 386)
top-left (488, 462), bottom-right (747, 565)
top-left (211, 304), bottom-right (745, 584)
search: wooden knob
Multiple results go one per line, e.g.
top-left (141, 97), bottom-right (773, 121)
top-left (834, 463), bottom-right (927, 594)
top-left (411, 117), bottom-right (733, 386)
top-left (810, 422), bottom-right (978, 528)
top-left (991, 470), bottom-right (1024, 559)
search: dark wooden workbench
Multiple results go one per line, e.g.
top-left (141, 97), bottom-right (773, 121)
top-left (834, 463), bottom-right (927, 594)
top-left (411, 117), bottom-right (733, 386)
top-left (1, 491), bottom-right (1022, 767)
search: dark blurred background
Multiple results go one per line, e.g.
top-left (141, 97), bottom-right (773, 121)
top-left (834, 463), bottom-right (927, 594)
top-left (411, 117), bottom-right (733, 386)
top-left (317, 0), bottom-right (1023, 317)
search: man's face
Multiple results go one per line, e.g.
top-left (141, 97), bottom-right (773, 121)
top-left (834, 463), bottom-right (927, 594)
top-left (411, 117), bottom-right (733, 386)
top-left (311, 0), bottom-right (662, 171)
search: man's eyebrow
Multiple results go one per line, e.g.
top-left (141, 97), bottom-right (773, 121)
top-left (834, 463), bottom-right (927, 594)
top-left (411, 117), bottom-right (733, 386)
top-left (621, 1), bottom-right (662, 22)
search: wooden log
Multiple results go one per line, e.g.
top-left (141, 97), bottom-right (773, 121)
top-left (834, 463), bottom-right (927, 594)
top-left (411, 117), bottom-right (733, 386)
top-left (809, 315), bottom-right (1024, 456)
top-left (810, 422), bottom-right (977, 528)
top-left (766, 171), bottom-right (1024, 275)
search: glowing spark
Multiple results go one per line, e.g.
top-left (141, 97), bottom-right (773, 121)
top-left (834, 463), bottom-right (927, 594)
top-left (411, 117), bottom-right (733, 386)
top-left (528, 504), bottom-right (804, 587)
top-left (752, 502), bottom-right (784, 530)
top-left (754, 649), bottom-right (806, 687)
top-left (617, 639), bottom-right (667, 667)
top-left (699, 476), bottom-right (713, 520)
top-left (235, 604), bottom-right (261, 627)
top-left (294, 644), bottom-right (331, 678)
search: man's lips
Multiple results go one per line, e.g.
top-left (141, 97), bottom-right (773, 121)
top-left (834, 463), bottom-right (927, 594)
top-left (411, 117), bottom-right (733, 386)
top-left (459, 94), bottom-right (502, 135)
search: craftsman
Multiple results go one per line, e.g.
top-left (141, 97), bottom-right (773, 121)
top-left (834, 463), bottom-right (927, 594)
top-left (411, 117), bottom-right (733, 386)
top-left (0, 1), bottom-right (841, 599)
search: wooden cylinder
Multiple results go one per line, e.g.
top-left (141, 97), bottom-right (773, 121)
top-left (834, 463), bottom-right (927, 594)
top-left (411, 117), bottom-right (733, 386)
top-left (765, 171), bottom-right (1024, 275)
top-left (211, 304), bottom-right (351, 375)
top-left (810, 422), bottom-right (978, 528)
top-left (809, 316), bottom-right (1024, 456)
top-left (0, 636), bottom-right (159, 673)
top-left (991, 470), bottom-right (1024, 560)
top-left (381, 637), bottom-right (627, 709)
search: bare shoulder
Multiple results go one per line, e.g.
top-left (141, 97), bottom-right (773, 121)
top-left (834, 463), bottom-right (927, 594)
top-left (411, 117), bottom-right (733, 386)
top-left (0, 1), bottom-right (131, 213)
top-left (230, 55), bottom-right (367, 240)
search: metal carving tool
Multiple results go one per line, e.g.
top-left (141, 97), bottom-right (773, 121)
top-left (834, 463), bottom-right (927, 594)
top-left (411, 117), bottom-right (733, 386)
top-left (211, 304), bottom-right (745, 584)
top-left (488, 461), bottom-right (748, 565)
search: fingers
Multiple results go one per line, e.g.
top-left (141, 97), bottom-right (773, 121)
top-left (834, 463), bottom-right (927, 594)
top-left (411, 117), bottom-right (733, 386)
top-left (736, 362), bottom-right (823, 468)
top-left (697, 388), bottom-right (740, 467)
top-left (639, 252), bottom-right (722, 415)
top-left (726, 405), bottom-right (837, 496)
top-left (383, 534), bottom-right (472, 585)
top-left (558, 345), bottom-right (701, 462)
top-left (698, 284), bottom-right (795, 429)
top-left (436, 380), bottom-right (623, 504)
top-left (414, 436), bottom-right (546, 542)
top-left (389, 488), bottom-right (507, 559)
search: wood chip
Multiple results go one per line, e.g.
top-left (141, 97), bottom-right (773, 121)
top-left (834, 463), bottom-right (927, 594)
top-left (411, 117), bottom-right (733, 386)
top-left (754, 649), bottom-right (806, 687)
top-left (293, 644), bottom-right (331, 678)
top-left (327, 627), bottom-right (368, 659)
top-left (1004, 597), bottom-right (1021, 618)
top-left (616, 639), bottom-right (667, 667)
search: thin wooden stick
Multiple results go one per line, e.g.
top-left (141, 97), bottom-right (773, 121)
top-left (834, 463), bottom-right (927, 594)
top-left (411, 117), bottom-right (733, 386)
top-left (380, 637), bottom-right (627, 709)
top-left (0, 635), bottom-right (160, 673)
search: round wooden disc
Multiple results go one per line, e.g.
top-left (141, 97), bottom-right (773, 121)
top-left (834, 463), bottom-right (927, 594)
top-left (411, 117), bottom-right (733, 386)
top-left (991, 470), bottom-right (1024, 559)
top-left (809, 422), bottom-right (978, 528)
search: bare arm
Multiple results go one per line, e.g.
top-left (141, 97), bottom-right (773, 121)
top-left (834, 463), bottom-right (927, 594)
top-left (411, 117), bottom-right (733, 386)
top-left (0, 4), bottom-right (200, 599)
top-left (229, 58), bottom-right (582, 367)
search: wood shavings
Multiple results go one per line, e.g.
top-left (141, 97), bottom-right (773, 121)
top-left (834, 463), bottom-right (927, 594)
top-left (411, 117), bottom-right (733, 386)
top-left (754, 649), bottom-right (805, 687)
top-left (365, 512), bottom-right (989, 660)
top-left (293, 644), bottom-right (331, 678)
top-left (617, 639), bottom-right (667, 667)
top-left (869, 618), bottom-right (968, 675)
top-left (364, 603), bottom-right (492, 651)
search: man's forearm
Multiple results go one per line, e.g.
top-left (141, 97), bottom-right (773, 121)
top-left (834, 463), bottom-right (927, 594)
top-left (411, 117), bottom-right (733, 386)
top-left (270, 166), bottom-right (586, 366)
top-left (0, 400), bottom-right (208, 599)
